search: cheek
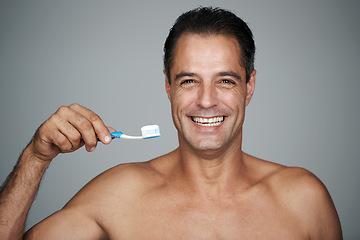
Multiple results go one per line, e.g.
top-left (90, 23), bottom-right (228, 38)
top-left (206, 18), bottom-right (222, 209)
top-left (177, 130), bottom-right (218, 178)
top-left (171, 89), bottom-right (197, 110)
top-left (219, 89), bottom-right (246, 109)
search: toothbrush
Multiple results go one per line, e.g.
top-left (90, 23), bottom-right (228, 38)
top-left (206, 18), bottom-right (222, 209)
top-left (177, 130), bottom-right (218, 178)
top-left (110, 125), bottom-right (160, 140)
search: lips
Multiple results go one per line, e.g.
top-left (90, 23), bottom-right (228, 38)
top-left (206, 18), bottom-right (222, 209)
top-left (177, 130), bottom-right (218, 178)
top-left (191, 116), bottom-right (224, 126)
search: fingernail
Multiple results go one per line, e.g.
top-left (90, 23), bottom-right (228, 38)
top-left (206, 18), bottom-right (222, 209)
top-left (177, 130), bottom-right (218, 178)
top-left (90, 147), bottom-right (96, 152)
top-left (104, 136), bottom-right (111, 143)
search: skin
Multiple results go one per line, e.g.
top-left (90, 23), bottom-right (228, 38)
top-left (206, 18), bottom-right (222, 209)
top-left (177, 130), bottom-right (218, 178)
top-left (0, 34), bottom-right (342, 240)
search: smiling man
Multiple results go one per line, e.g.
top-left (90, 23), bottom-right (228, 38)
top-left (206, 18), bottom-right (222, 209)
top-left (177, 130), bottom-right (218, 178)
top-left (167, 34), bottom-right (250, 154)
top-left (0, 7), bottom-right (342, 239)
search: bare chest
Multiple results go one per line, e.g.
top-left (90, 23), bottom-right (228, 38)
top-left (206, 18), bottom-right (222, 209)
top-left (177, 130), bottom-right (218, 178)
top-left (101, 192), bottom-right (306, 240)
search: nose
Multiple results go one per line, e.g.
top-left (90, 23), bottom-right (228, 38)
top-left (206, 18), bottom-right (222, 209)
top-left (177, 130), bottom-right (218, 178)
top-left (196, 83), bottom-right (219, 108)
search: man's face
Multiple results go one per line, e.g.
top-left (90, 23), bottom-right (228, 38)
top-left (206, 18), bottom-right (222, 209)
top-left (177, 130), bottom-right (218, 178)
top-left (165, 33), bottom-right (255, 153)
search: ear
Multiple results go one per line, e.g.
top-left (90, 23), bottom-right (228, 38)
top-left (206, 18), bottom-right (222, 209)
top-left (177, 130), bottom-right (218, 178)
top-left (245, 69), bottom-right (256, 106)
top-left (164, 70), bottom-right (171, 100)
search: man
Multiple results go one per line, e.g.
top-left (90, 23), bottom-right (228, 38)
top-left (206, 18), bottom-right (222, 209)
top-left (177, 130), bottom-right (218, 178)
top-left (0, 7), bottom-right (342, 239)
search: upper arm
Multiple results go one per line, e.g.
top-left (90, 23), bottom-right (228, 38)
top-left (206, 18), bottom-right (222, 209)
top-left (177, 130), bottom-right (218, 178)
top-left (280, 167), bottom-right (342, 239)
top-left (24, 207), bottom-right (107, 240)
top-left (23, 162), bottom-right (159, 240)
top-left (304, 175), bottom-right (342, 239)
top-left (23, 167), bottom-right (114, 240)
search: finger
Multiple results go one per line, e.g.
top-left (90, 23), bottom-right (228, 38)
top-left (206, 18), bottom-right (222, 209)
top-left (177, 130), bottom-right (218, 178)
top-left (106, 126), bottom-right (117, 140)
top-left (56, 105), bottom-right (98, 152)
top-left (49, 130), bottom-right (73, 154)
top-left (49, 112), bottom-right (84, 150)
top-left (71, 115), bottom-right (98, 152)
top-left (45, 116), bottom-right (84, 153)
top-left (58, 121), bottom-right (82, 151)
top-left (107, 126), bottom-right (117, 133)
top-left (79, 138), bottom-right (86, 149)
top-left (69, 104), bottom-right (112, 145)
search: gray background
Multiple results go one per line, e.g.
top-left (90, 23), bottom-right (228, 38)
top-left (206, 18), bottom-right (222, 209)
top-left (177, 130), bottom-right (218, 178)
top-left (0, 0), bottom-right (359, 238)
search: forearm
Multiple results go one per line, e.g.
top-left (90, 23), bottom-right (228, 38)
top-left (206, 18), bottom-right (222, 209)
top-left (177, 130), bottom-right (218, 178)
top-left (0, 143), bottom-right (50, 240)
top-left (0, 104), bottom-right (112, 239)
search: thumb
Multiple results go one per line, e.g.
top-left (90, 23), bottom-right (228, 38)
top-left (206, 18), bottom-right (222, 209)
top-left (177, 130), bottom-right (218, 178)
top-left (107, 126), bottom-right (117, 133)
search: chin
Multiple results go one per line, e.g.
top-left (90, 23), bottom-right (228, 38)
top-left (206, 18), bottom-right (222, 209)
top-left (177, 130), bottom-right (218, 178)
top-left (185, 137), bottom-right (225, 152)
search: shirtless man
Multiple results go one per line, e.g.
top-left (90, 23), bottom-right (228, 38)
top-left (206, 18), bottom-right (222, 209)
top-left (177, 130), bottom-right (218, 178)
top-left (0, 7), bottom-right (342, 239)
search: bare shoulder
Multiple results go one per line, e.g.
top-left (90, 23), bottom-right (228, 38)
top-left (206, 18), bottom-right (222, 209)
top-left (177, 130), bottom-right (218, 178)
top-left (267, 166), bottom-right (332, 206)
top-left (244, 153), bottom-right (333, 201)
top-left (65, 158), bottom-right (167, 209)
top-left (24, 156), bottom-right (169, 239)
top-left (271, 166), bottom-right (342, 239)
top-left (245, 154), bottom-right (342, 239)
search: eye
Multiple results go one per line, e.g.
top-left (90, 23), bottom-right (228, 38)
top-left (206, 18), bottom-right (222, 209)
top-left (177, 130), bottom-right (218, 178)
top-left (180, 79), bottom-right (196, 85)
top-left (219, 79), bottom-right (236, 86)
top-left (217, 78), bottom-right (238, 89)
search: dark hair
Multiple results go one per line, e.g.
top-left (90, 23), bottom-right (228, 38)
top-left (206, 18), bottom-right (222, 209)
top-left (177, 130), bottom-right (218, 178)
top-left (163, 6), bottom-right (255, 83)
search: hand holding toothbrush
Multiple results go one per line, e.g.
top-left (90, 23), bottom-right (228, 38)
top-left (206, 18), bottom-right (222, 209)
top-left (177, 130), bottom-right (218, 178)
top-left (29, 103), bottom-right (115, 162)
top-left (27, 103), bottom-right (160, 162)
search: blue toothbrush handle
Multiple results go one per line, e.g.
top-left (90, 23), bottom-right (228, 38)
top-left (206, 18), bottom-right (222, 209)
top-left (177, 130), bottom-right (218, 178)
top-left (110, 131), bottom-right (124, 138)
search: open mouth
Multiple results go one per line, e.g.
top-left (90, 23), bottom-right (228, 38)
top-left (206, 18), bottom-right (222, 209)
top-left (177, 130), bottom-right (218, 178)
top-left (191, 116), bottom-right (225, 127)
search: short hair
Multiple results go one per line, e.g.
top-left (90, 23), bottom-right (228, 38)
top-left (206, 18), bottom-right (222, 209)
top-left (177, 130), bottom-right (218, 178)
top-left (163, 6), bottom-right (255, 84)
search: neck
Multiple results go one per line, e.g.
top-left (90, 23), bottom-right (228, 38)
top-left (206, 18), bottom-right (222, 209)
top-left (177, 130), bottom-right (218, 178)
top-left (175, 134), bottom-right (250, 198)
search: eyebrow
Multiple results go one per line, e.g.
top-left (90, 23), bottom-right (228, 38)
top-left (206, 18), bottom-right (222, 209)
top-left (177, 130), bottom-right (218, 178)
top-left (173, 71), bottom-right (242, 82)
top-left (174, 72), bottom-right (197, 82)
top-left (218, 71), bottom-right (242, 81)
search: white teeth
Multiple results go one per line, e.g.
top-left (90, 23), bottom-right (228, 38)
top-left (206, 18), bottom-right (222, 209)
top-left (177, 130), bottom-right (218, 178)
top-left (191, 117), bottom-right (224, 126)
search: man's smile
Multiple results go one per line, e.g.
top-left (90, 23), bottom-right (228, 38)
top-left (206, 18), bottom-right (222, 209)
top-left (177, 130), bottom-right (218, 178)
top-left (190, 116), bottom-right (225, 126)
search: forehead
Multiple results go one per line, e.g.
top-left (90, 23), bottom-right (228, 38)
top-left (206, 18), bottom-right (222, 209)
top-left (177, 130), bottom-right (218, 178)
top-left (171, 33), bottom-right (244, 76)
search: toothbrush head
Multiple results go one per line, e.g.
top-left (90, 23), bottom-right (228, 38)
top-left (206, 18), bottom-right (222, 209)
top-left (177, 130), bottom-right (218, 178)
top-left (141, 125), bottom-right (160, 139)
